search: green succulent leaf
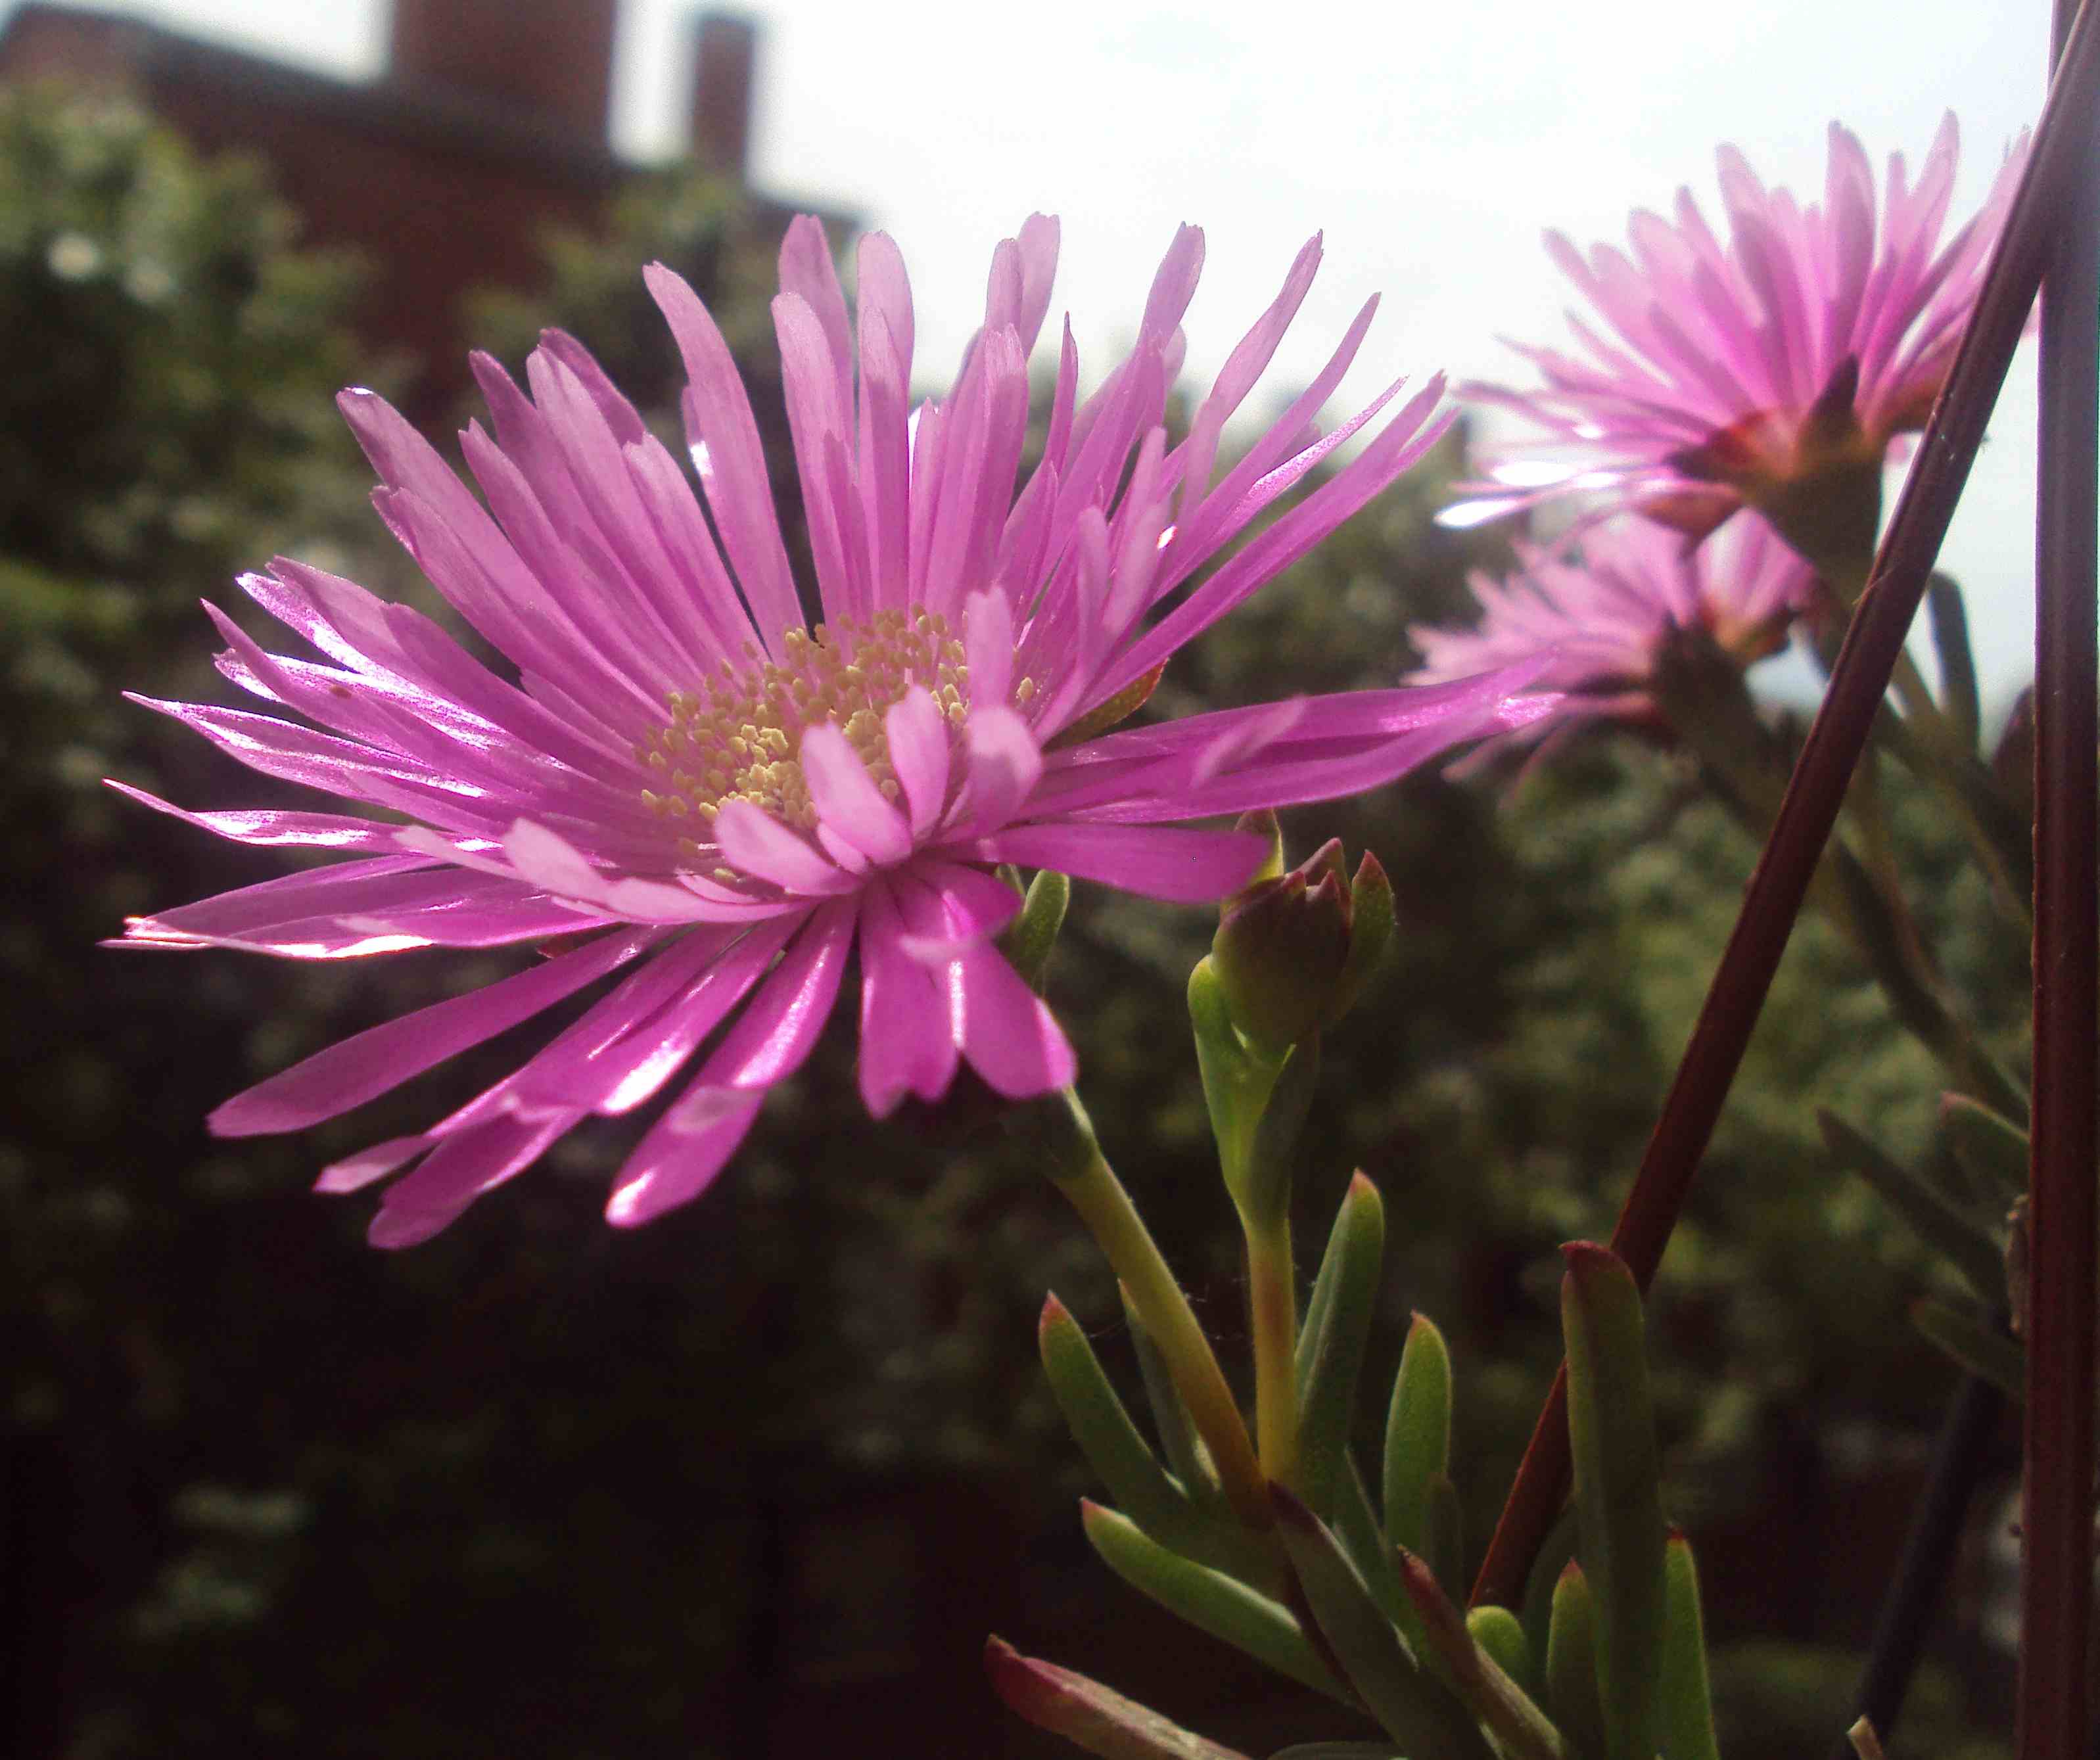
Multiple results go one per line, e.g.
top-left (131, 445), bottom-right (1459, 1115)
top-left (1911, 1299), bottom-right (2026, 1399)
top-left (985, 1635), bottom-right (1253, 1760)
top-left (1466, 1604), bottom-right (1533, 1692)
top-left (1297, 1172), bottom-right (1386, 1519)
top-left (1560, 1244), bottom-right (1667, 1760)
top-left (1382, 1312), bottom-right (1454, 1557)
top-left (1423, 1472), bottom-right (1467, 1606)
top-left (1545, 1562), bottom-right (1608, 1760)
top-left (1042, 1293), bottom-right (1267, 1578)
top-left (1392, 1548), bottom-right (1565, 1760)
top-left (1121, 1285), bottom-right (1225, 1512)
top-left (1818, 1109), bottom-right (2007, 1299)
top-left (1271, 1487), bottom-right (1493, 1760)
top-left (1938, 1093), bottom-right (2032, 1210)
top-left (1659, 1533), bottom-right (1721, 1760)
top-left (1926, 573), bottom-right (1981, 751)
top-left (1083, 1502), bottom-right (1348, 1704)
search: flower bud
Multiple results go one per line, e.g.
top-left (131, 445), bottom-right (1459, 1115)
top-left (1211, 825), bottom-right (1393, 1057)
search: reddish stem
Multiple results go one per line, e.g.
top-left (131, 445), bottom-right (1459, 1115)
top-left (1470, 3), bottom-right (2100, 1610)
top-left (2015, 0), bottom-right (2099, 1751)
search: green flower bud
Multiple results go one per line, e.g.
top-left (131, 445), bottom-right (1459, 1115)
top-left (1211, 828), bottom-right (1391, 1057)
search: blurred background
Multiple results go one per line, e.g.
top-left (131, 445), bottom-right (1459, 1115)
top-left (0, 1), bottom-right (2043, 1754)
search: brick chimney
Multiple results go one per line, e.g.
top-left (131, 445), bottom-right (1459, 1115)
top-left (390, 0), bottom-right (618, 143)
top-left (688, 11), bottom-right (756, 179)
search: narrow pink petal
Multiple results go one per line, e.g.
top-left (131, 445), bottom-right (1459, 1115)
top-left (315, 1135), bottom-right (426, 1195)
top-left (854, 877), bottom-right (958, 1115)
top-left (799, 721), bottom-right (915, 866)
top-left (603, 1090), bottom-right (762, 1227)
top-left (891, 873), bottom-right (1071, 1098)
top-left (668, 896), bottom-right (857, 1104)
top-left (954, 943), bottom-right (1075, 1097)
top-left (778, 214), bottom-right (852, 400)
top-left (105, 782), bottom-right (400, 852)
top-left (955, 705), bottom-right (1042, 832)
top-left (211, 927), bottom-right (657, 1136)
top-left (964, 587), bottom-right (1015, 710)
top-left (885, 687), bottom-right (952, 837)
top-left (525, 917), bottom-right (798, 1116)
top-left (1010, 213), bottom-right (1062, 355)
top-left (712, 799), bottom-right (855, 894)
top-left (368, 1111), bottom-right (574, 1248)
top-left (646, 264), bottom-right (803, 652)
top-left (945, 823), bottom-right (1265, 902)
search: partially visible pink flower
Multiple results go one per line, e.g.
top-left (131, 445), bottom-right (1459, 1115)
top-left (113, 216), bottom-right (1550, 1246)
top-left (1450, 114), bottom-right (2029, 547)
top-left (1409, 513), bottom-right (1814, 735)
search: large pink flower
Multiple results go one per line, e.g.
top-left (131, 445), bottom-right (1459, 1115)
top-left (1410, 513), bottom-right (1814, 736)
top-left (1450, 115), bottom-right (2029, 545)
top-left (114, 217), bottom-right (1547, 1245)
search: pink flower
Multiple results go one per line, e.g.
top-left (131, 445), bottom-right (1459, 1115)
top-left (1450, 115), bottom-right (2029, 547)
top-left (114, 217), bottom-right (1549, 1245)
top-left (1409, 513), bottom-right (1814, 734)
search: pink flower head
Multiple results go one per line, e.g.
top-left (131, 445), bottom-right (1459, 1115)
top-left (1409, 514), bottom-right (1815, 735)
top-left (114, 216), bottom-right (1551, 1245)
top-left (1450, 115), bottom-right (2030, 548)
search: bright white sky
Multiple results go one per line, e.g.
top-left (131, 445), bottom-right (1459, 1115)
top-left (6, 0), bottom-right (2059, 697)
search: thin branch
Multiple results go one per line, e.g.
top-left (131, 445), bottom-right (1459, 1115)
top-left (2015, 0), bottom-right (2100, 1748)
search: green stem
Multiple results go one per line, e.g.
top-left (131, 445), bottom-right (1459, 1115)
top-left (1049, 1125), bottom-right (1271, 1530)
top-left (1827, 551), bottom-right (2033, 924)
top-left (1246, 1217), bottom-right (1301, 1491)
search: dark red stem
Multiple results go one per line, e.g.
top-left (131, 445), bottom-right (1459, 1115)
top-left (2016, 0), bottom-right (2099, 1751)
top-left (1471, 2), bottom-right (2100, 1611)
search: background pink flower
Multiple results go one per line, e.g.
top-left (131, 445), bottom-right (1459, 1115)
top-left (1409, 513), bottom-right (1815, 735)
top-left (115, 216), bottom-right (1550, 1245)
top-left (1449, 115), bottom-right (2029, 542)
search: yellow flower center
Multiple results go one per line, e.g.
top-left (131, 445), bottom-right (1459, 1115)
top-left (634, 605), bottom-right (1035, 859)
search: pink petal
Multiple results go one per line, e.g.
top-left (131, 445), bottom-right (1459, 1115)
top-left (212, 927), bottom-right (658, 1136)
top-left (799, 721), bottom-right (914, 866)
top-left (945, 823), bottom-right (1265, 902)
top-left (885, 686), bottom-right (952, 837)
top-left (712, 799), bottom-right (856, 895)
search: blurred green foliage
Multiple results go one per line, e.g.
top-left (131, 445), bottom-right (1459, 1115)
top-left (3, 91), bottom-right (2017, 1758)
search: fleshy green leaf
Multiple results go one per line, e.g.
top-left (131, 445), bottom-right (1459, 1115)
top-left (1926, 572), bottom-right (1981, 752)
top-left (1938, 1093), bottom-right (2031, 1210)
top-left (1545, 1562), bottom-right (1608, 1760)
top-left (1297, 1172), bottom-right (1386, 1519)
top-left (1041, 1293), bottom-right (1264, 1579)
top-left (1659, 1533), bottom-right (1720, 1760)
top-left (985, 1635), bottom-right (1253, 1760)
top-left (1911, 1298), bottom-right (2026, 1399)
top-left (1818, 1109), bottom-right (2007, 1299)
top-left (1334, 1452), bottom-right (1407, 1629)
top-left (1271, 1487), bottom-right (1493, 1760)
top-left (1466, 1604), bottom-right (1533, 1692)
top-left (1083, 1502), bottom-right (1348, 1703)
top-left (1382, 1312), bottom-right (1453, 1556)
top-left (1519, 1510), bottom-right (1581, 1689)
top-left (1560, 1244), bottom-right (1666, 1760)
top-left (1392, 1548), bottom-right (1565, 1760)
top-left (1424, 1472), bottom-right (1466, 1605)
top-left (1121, 1285), bottom-right (1225, 1512)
